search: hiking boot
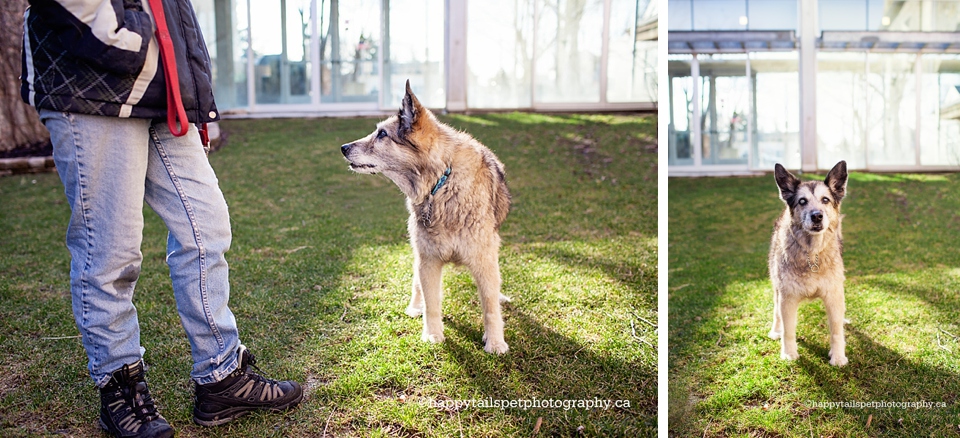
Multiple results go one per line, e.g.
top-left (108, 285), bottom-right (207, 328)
top-left (193, 346), bottom-right (303, 426)
top-left (99, 361), bottom-right (174, 438)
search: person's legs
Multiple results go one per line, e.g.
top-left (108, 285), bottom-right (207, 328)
top-left (143, 122), bottom-right (240, 384)
top-left (42, 110), bottom-right (152, 386)
top-left (44, 110), bottom-right (173, 437)
top-left (143, 121), bottom-right (302, 426)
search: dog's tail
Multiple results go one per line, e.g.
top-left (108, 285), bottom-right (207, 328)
top-left (482, 150), bottom-right (511, 229)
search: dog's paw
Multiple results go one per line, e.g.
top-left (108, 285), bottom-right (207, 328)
top-left (768, 330), bottom-right (782, 340)
top-left (421, 331), bottom-right (445, 344)
top-left (828, 349), bottom-right (848, 366)
top-left (780, 350), bottom-right (799, 361)
top-left (843, 318), bottom-right (851, 325)
top-left (829, 355), bottom-right (848, 367)
top-left (498, 294), bottom-right (512, 303)
top-left (484, 340), bottom-right (509, 355)
top-left (404, 305), bottom-right (424, 318)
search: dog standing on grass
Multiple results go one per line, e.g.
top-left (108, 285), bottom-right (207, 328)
top-left (341, 81), bottom-right (512, 354)
top-left (768, 161), bottom-right (849, 366)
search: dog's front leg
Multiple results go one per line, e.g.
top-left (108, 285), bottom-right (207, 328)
top-left (779, 295), bottom-right (800, 361)
top-left (405, 250), bottom-right (425, 317)
top-left (769, 286), bottom-right (783, 340)
top-left (418, 256), bottom-right (445, 343)
top-left (824, 288), bottom-right (848, 366)
top-left (470, 254), bottom-right (508, 354)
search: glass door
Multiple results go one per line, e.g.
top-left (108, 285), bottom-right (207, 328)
top-left (318, 0), bottom-right (381, 103)
top-left (251, 0), bottom-right (313, 105)
top-left (533, 0), bottom-right (604, 104)
top-left (816, 52), bottom-right (868, 170)
top-left (668, 56), bottom-right (694, 165)
top-left (752, 52), bottom-right (800, 170)
top-left (698, 55), bottom-right (750, 166)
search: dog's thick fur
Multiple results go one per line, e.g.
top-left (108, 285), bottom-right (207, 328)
top-left (768, 161), bottom-right (849, 366)
top-left (340, 81), bottom-right (512, 354)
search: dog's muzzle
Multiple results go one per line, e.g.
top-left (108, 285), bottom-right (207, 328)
top-left (809, 210), bottom-right (824, 231)
top-left (340, 143), bottom-right (353, 157)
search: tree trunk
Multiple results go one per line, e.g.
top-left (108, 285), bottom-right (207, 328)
top-left (0, 0), bottom-right (49, 156)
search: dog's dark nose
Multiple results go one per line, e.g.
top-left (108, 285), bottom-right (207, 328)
top-left (811, 211), bottom-right (823, 223)
top-left (341, 143), bottom-right (352, 157)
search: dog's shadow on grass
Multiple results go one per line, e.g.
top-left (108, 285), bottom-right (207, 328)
top-left (443, 308), bottom-right (656, 436)
top-left (797, 327), bottom-right (960, 432)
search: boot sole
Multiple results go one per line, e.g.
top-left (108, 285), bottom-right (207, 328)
top-left (99, 418), bottom-right (175, 438)
top-left (193, 391), bottom-right (304, 427)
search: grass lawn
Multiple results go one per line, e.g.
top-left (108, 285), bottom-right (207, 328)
top-left (668, 172), bottom-right (960, 436)
top-left (0, 113), bottom-right (656, 437)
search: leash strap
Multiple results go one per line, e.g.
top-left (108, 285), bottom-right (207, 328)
top-left (199, 123), bottom-right (209, 147)
top-left (147, 0), bottom-right (189, 137)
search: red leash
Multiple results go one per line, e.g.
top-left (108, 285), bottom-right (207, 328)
top-left (147, 0), bottom-right (197, 139)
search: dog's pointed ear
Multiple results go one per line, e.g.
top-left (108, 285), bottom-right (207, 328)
top-left (398, 80), bottom-right (423, 138)
top-left (774, 163), bottom-right (800, 204)
top-left (824, 160), bottom-right (848, 202)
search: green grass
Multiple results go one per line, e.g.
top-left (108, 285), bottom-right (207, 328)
top-left (0, 113), bottom-right (656, 437)
top-left (668, 172), bottom-right (960, 437)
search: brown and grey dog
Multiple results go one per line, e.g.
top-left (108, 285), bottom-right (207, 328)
top-left (768, 161), bottom-right (849, 366)
top-left (341, 81), bottom-right (512, 354)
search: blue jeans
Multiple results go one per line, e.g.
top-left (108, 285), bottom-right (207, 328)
top-left (41, 110), bottom-right (241, 387)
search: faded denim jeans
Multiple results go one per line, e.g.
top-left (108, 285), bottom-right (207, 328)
top-left (41, 110), bottom-right (241, 387)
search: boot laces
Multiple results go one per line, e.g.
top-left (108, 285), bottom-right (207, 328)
top-left (113, 364), bottom-right (160, 426)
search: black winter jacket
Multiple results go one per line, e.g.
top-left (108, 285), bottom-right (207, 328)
top-left (21, 0), bottom-right (219, 124)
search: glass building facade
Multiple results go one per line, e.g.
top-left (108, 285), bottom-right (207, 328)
top-left (668, 0), bottom-right (960, 174)
top-left (193, 0), bottom-right (657, 117)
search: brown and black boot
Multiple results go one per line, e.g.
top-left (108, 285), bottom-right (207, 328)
top-left (193, 346), bottom-right (303, 426)
top-left (99, 361), bottom-right (174, 438)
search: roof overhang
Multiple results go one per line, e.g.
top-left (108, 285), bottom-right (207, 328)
top-left (667, 31), bottom-right (797, 54)
top-left (819, 31), bottom-right (960, 52)
top-left (668, 31), bottom-right (960, 54)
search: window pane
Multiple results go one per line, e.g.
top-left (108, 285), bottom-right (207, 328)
top-left (819, 0), bottom-right (867, 31)
top-left (817, 52), bottom-right (867, 170)
top-left (284, 0), bottom-right (312, 103)
top-left (385, 0), bottom-right (445, 108)
top-left (534, 0), bottom-right (604, 103)
top-left (932, 1), bottom-right (960, 31)
top-left (753, 52), bottom-right (800, 170)
top-left (608, 0), bottom-right (657, 103)
top-left (692, 0), bottom-right (746, 30)
top-left (875, 1), bottom-right (921, 31)
top-left (668, 0), bottom-right (692, 30)
top-left (699, 54), bottom-right (750, 165)
top-left (818, 0), bottom-right (955, 31)
top-left (920, 54), bottom-right (960, 166)
top-left (466, 0), bottom-right (534, 108)
top-left (668, 56), bottom-right (694, 165)
top-left (251, 0), bottom-right (312, 104)
top-left (198, 0), bottom-right (247, 109)
top-left (319, 0), bottom-right (381, 103)
top-left (748, 0), bottom-right (797, 31)
top-left (865, 53), bottom-right (916, 166)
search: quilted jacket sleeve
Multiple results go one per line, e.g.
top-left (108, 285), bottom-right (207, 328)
top-left (27, 0), bottom-right (154, 76)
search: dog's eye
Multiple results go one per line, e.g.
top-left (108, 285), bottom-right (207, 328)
top-left (377, 129), bottom-right (388, 140)
top-left (822, 197), bottom-right (830, 204)
top-left (798, 198), bottom-right (807, 206)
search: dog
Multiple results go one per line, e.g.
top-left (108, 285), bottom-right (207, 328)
top-left (768, 161), bottom-right (848, 366)
top-left (340, 80), bottom-right (512, 354)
